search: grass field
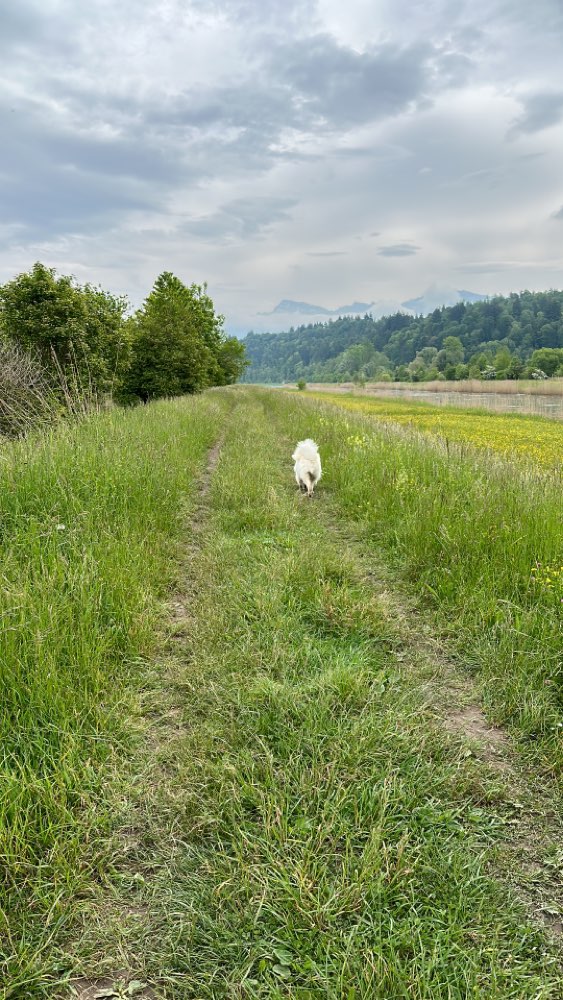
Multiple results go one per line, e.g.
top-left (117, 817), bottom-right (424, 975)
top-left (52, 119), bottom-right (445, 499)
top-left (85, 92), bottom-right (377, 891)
top-left (293, 392), bottom-right (563, 759)
top-left (1, 387), bottom-right (562, 997)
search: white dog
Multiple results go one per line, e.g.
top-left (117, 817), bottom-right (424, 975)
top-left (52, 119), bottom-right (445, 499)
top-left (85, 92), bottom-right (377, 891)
top-left (292, 439), bottom-right (322, 497)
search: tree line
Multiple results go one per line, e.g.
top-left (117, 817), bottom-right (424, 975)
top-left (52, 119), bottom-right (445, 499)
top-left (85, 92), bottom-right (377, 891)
top-left (242, 290), bottom-right (563, 384)
top-left (0, 263), bottom-right (248, 408)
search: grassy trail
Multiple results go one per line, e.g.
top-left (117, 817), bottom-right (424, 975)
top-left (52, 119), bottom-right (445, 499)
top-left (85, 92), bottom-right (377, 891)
top-left (56, 390), bottom-right (562, 999)
top-left (272, 392), bottom-right (563, 777)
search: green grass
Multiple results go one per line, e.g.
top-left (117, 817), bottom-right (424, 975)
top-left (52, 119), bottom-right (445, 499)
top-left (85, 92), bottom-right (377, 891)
top-left (0, 394), bottom-right (231, 994)
top-left (1, 388), bottom-right (562, 997)
top-left (61, 390), bottom-right (561, 998)
top-left (263, 391), bottom-right (563, 775)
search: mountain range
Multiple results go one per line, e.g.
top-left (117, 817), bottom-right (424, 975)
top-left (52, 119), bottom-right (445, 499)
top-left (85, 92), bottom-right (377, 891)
top-left (401, 287), bottom-right (488, 312)
top-left (259, 299), bottom-right (374, 317)
top-left (259, 286), bottom-right (487, 324)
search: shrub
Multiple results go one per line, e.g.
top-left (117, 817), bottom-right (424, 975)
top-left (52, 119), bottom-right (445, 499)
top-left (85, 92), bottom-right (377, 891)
top-left (0, 341), bottom-right (61, 436)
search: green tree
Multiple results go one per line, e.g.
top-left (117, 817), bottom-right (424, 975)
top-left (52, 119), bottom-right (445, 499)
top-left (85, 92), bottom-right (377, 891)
top-left (493, 347), bottom-right (513, 379)
top-left (241, 289), bottom-right (563, 384)
top-left (442, 335), bottom-right (465, 365)
top-left (529, 348), bottom-right (563, 377)
top-left (216, 337), bottom-right (249, 385)
top-left (0, 262), bottom-right (129, 395)
top-left (506, 356), bottom-right (524, 380)
top-left (122, 272), bottom-right (232, 402)
top-left (419, 346), bottom-right (439, 366)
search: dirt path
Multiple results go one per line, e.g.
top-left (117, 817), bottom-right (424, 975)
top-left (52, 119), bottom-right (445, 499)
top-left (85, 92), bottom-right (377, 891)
top-left (67, 433), bottom-right (226, 1000)
top-left (322, 507), bottom-right (563, 942)
top-left (265, 402), bottom-right (563, 949)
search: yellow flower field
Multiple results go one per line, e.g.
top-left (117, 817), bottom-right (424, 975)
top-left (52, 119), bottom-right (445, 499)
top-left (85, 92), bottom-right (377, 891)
top-left (306, 392), bottom-right (563, 471)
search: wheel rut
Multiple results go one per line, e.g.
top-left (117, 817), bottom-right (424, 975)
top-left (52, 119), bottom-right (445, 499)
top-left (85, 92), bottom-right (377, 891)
top-left (320, 503), bottom-right (563, 945)
top-left (66, 433), bottom-right (226, 1000)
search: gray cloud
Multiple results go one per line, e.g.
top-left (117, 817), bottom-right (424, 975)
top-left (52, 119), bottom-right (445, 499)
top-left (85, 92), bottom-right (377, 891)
top-left (378, 243), bottom-right (421, 257)
top-left (508, 91), bottom-right (563, 136)
top-left (455, 259), bottom-right (562, 274)
top-left (0, 1), bottom-right (58, 53)
top-left (0, 0), bottom-right (562, 329)
top-left (0, 92), bottom-right (183, 242)
top-left (180, 197), bottom-right (297, 243)
top-left (430, 50), bottom-right (474, 88)
top-left (454, 261), bottom-right (519, 274)
top-left (271, 34), bottom-right (433, 127)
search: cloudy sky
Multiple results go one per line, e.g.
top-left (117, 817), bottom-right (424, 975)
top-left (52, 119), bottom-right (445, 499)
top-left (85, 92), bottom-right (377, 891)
top-left (1, 0), bottom-right (563, 334)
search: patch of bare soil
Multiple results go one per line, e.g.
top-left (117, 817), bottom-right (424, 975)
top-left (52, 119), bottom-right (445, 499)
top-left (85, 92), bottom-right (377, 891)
top-left (444, 704), bottom-right (510, 763)
top-left (69, 975), bottom-right (157, 999)
top-left (189, 435), bottom-right (223, 534)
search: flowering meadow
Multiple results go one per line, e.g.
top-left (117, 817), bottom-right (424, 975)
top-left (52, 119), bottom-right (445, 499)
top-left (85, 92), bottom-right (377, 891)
top-left (306, 392), bottom-right (563, 471)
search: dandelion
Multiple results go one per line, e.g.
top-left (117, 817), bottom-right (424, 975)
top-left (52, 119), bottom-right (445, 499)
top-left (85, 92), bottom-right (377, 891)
top-left (530, 561), bottom-right (563, 607)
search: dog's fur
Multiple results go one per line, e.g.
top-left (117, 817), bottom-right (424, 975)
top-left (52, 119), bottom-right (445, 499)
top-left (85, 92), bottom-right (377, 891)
top-left (292, 439), bottom-right (322, 497)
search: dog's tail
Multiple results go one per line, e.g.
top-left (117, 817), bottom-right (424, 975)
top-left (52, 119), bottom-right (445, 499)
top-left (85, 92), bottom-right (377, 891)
top-left (293, 439), bottom-right (318, 463)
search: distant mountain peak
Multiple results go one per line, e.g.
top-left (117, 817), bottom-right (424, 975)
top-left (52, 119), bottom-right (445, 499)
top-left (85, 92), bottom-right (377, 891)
top-left (335, 301), bottom-right (374, 314)
top-left (402, 286), bottom-right (487, 313)
top-left (259, 299), bottom-right (373, 317)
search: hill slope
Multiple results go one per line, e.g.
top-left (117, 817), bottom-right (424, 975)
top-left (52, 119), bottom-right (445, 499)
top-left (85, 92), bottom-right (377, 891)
top-left (242, 289), bottom-right (563, 383)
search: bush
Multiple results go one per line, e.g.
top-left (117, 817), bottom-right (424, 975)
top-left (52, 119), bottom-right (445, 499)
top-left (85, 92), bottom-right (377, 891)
top-left (0, 341), bottom-right (60, 436)
top-left (297, 379), bottom-right (307, 391)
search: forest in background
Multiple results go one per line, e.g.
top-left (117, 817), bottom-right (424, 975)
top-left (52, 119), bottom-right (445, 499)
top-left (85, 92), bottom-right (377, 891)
top-left (242, 290), bottom-right (563, 384)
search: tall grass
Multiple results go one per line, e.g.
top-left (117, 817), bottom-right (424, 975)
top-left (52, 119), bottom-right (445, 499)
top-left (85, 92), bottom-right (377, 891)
top-left (0, 342), bottom-right (62, 436)
top-left (0, 341), bottom-right (107, 438)
top-left (0, 394), bottom-right (229, 993)
top-left (264, 391), bottom-right (563, 774)
top-left (304, 382), bottom-right (563, 419)
top-left (3, 387), bottom-right (562, 996)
